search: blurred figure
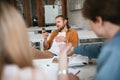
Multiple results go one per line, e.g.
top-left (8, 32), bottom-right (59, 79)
top-left (0, 2), bottom-right (78, 80)
top-left (59, 0), bottom-right (120, 80)
top-left (82, 0), bottom-right (120, 79)
top-left (0, 1), bottom-right (46, 80)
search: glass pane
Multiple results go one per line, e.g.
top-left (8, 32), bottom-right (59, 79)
top-left (30, 0), bottom-right (38, 26)
top-left (16, 0), bottom-right (26, 19)
top-left (44, 0), bottom-right (50, 5)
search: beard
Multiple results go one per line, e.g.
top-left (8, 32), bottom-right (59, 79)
top-left (58, 26), bottom-right (65, 32)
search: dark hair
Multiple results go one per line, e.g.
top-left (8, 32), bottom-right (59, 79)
top-left (82, 0), bottom-right (120, 25)
top-left (55, 15), bottom-right (71, 29)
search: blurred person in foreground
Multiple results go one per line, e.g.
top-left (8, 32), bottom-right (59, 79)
top-left (0, 1), bottom-right (46, 80)
top-left (58, 0), bottom-right (120, 80)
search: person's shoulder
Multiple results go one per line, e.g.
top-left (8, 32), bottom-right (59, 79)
top-left (2, 65), bottom-right (20, 79)
top-left (68, 28), bottom-right (78, 35)
top-left (102, 33), bottom-right (120, 52)
top-left (3, 64), bottom-right (29, 73)
top-left (2, 64), bottom-right (45, 80)
top-left (3, 64), bottom-right (19, 73)
top-left (109, 31), bottom-right (120, 46)
top-left (68, 28), bottom-right (77, 33)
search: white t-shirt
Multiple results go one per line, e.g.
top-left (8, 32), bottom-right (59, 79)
top-left (48, 32), bottom-right (66, 55)
top-left (2, 65), bottom-right (46, 80)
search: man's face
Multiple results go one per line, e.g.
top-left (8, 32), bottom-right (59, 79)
top-left (55, 17), bottom-right (66, 31)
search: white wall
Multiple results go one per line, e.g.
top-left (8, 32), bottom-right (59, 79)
top-left (67, 0), bottom-right (91, 30)
top-left (44, 5), bottom-right (59, 24)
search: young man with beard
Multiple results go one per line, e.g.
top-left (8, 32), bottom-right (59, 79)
top-left (32, 15), bottom-right (79, 58)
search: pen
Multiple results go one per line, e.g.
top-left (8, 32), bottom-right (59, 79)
top-left (75, 70), bottom-right (80, 76)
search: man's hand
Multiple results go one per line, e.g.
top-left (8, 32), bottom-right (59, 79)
top-left (42, 30), bottom-right (49, 39)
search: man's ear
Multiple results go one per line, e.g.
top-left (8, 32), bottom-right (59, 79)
top-left (95, 16), bottom-right (103, 26)
top-left (64, 20), bottom-right (67, 24)
top-left (95, 16), bottom-right (105, 29)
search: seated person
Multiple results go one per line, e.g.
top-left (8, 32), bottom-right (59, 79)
top-left (58, 0), bottom-right (120, 79)
top-left (0, 1), bottom-right (46, 80)
top-left (32, 15), bottom-right (79, 59)
top-left (0, 1), bottom-right (78, 80)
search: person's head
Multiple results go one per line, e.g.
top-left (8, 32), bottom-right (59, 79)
top-left (0, 1), bottom-right (33, 77)
top-left (55, 15), bottom-right (70, 31)
top-left (82, 0), bottom-right (120, 38)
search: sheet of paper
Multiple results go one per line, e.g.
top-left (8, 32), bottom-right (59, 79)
top-left (68, 54), bottom-right (88, 67)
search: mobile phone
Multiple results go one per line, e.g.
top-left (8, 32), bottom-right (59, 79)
top-left (42, 27), bottom-right (46, 30)
top-left (42, 27), bottom-right (46, 33)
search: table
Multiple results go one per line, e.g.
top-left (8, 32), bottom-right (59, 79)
top-left (33, 55), bottom-right (96, 80)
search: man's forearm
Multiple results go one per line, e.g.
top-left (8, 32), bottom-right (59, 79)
top-left (73, 43), bottom-right (103, 58)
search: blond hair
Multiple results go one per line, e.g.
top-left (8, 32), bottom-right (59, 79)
top-left (0, 1), bottom-right (33, 77)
